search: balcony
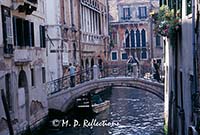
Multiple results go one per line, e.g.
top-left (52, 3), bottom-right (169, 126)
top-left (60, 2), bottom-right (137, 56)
top-left (14, 49), bottom-right (32, 65)
top-left (12, 0), bottom-right (38, 15)
top-left (81, 33), bottom-right (103, 45)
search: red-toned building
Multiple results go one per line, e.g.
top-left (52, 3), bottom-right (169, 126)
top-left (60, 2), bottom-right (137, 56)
top-left (108, 0), bottom-right (163, 76)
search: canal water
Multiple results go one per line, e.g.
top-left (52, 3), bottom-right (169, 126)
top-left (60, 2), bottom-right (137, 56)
top-left (46, 87), bottom-right (164, 135)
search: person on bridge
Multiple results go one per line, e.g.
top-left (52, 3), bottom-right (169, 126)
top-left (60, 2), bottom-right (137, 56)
top-left (69, 63), bottom-right (76, 87)
top-left (153, 60), bottom-right (161, 82)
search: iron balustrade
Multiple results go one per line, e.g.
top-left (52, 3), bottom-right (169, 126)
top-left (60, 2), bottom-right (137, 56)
top-left (46, 68), bottom-right (94, 95)
top-left (46, 64), bottom-right (139, 96)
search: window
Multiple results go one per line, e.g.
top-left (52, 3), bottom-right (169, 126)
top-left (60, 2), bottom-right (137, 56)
top-left (122, 53), bottom-right (128, 60)
top-left (122, 7), bottom-right (131, 20)
top-left (13, 16), bottom-right (34, 47)
top-left (1, 6), bottom-right (13, 54)
top-left (125, 29), bottom-right (130, 48)
top-left (136, 29), bottom-right (140, 47)
top-left (39, 25), bottom-right (46, 48)
top-left (131, 30), bottom-right (135, 47)
top-left (138, 7), bottom-right (147, 19)
top-left (156, 35), bottom-right (161, 47)
top-left (159, 0), bottom-right (167, 7)
top-left (111, 52), bottom-right (117, 61)
top-left (141, 29), bottom-right (146, 47)
top-left (141, 50), bottom-right (147, 59)
top-left (42, 67), bottom-right (46, 83)
top-left (186, 0), bottom-right (192, 15)
top-left (31, 68), bottom-right (35, 86)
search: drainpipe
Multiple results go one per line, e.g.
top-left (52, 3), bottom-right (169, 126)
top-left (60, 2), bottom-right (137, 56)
top-left (78, 0), bottom-right (82, 72)
top-left (192, 0), bottom-right (199, 127)
top-left (173, 2), bottom-right (178, 134)
top-left (192, 0), bottom-right (197, 95)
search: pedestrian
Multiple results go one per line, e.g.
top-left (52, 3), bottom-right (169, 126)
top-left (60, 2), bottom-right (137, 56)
top-left (153, 60), bottom-right (161, 82)
top-left (68, 63), bottom-right (76, 87)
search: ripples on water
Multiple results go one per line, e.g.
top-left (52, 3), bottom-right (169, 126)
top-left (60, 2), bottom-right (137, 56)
top-left (48, 87), bottom-right (164, 135)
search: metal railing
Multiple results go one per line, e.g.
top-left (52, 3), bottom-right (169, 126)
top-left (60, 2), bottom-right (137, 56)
top-left (47, 68), bottom-right (94, 95)
top-left (46, 64), bottom-right (140, 96)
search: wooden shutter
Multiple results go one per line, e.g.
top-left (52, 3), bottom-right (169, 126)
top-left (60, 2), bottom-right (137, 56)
top-left (13, 16), bottom-right (17, 46)
top-left (1, 6), bottom-right (13, 53)
top-left (24, 20), bottom-right (30, 46)
top-left (16, 18), bottom-right (24, 47)
top-left (138, 7), bottom-right (141, 19)
top-left (144, 7), bottom-right (147, 18)
top-left (30, 22), bottom-right (34, 47)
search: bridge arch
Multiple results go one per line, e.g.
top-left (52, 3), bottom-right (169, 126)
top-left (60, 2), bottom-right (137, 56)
top-left (48, 77), bottom-right (164, 112)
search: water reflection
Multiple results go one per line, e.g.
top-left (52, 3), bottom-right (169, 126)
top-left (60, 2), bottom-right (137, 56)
top-left (48, 87), bottom-right (164, 135)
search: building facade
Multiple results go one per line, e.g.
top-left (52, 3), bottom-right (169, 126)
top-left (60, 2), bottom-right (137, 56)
top-left (162, 0), bottom-right (200, 134)
top-left (108, 0), bottom-right (163, 76)
top-left (0, 0), bottom-right (48, 134)
top-left (45, 0), bottom-right (109, 81)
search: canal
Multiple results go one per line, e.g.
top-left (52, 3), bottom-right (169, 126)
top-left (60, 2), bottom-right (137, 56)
top-left (43, 87), bottom-right (164, 135)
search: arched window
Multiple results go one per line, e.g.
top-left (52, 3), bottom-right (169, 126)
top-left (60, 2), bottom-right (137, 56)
top-left (136, 29), bottom-right (140, 47)
top-left (141, 29), bottom-right (146, 47)
top-left (125, 29), bottom-right (130, 48)
top-left (141, 49), bottom-right (147, 59)
top-left (130, 30), bottom-right (135, 47)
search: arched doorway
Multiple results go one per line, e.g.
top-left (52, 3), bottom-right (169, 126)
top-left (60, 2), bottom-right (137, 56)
top-left (81, 59), bottom-right (84, 69)
top-left (98, 58), bottom-right (103, 70)
top-left (18, 70), bottom-right (29, 123)
top-left (85, 59), bottom-right (89, 69)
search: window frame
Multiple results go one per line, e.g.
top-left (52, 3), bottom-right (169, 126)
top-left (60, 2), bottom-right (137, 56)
top-left (42, 67), bottom-right (46, 83)
top-left (111, 51), bottom-right (118, 61)
top-left (121, 52), bottom-right (128, 61)
top-left (141, 50), bottom-right (148, 60)
top-left (138, 6), bottom-right (147, 19)
top-left (31, 68), bottom-right (35, 86)
top-left (122, 7), bottom-right (131, 20)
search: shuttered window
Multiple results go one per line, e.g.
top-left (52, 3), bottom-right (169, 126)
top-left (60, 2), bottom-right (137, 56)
top-left (131, 30), bottom-right (135, 47)
top-left (138, 7), bottom-right (147, 19)
top-left (13, 16), bottom-right (34, 47)
top-left (141, 29), bottom-right (146, 47)
top-left (39, 25), bottom-right (46, 48)
top-left (125, 29), bottom-right (130, 48)
top-left (136, 29), bottom-right (140, 47)
top-left (122, 7), bottom-right (131, 20)
top-left (1, 5), bottom-right (13, 54)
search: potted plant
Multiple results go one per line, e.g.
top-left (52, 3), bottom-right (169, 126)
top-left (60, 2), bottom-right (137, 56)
top-left (152, 5), bottom-right (181, 38)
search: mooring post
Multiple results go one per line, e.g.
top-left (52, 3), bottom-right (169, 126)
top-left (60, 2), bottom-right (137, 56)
top-left (93, 65), bottom-right (98, 79)
top-left (1, 89), bottom-right (14, 135)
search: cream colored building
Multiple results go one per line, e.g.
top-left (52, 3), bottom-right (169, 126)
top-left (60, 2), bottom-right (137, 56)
top-left (0, 0), bottom-right (48, 134)
top-left (46, 0), bottom-right (109, 80)
top-left (162, 0), bottom-right (200, 134)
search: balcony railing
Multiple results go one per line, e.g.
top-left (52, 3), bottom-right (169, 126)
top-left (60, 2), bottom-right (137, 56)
top-left (81, 33), bottom-right (103, 44)
top-left (12, 0), bottom-right (37, 15)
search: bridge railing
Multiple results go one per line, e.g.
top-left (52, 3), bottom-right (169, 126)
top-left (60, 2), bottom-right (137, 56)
top-left (46, 64), bottom-right (156, 95)
top-left (46, 67), bottom-right (94, 95)
top-left (101, 64), bottom-right (137, 78)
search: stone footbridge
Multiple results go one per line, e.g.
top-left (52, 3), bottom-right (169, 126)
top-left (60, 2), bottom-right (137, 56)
top-left (47, 76), bottom-right (164, 112)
